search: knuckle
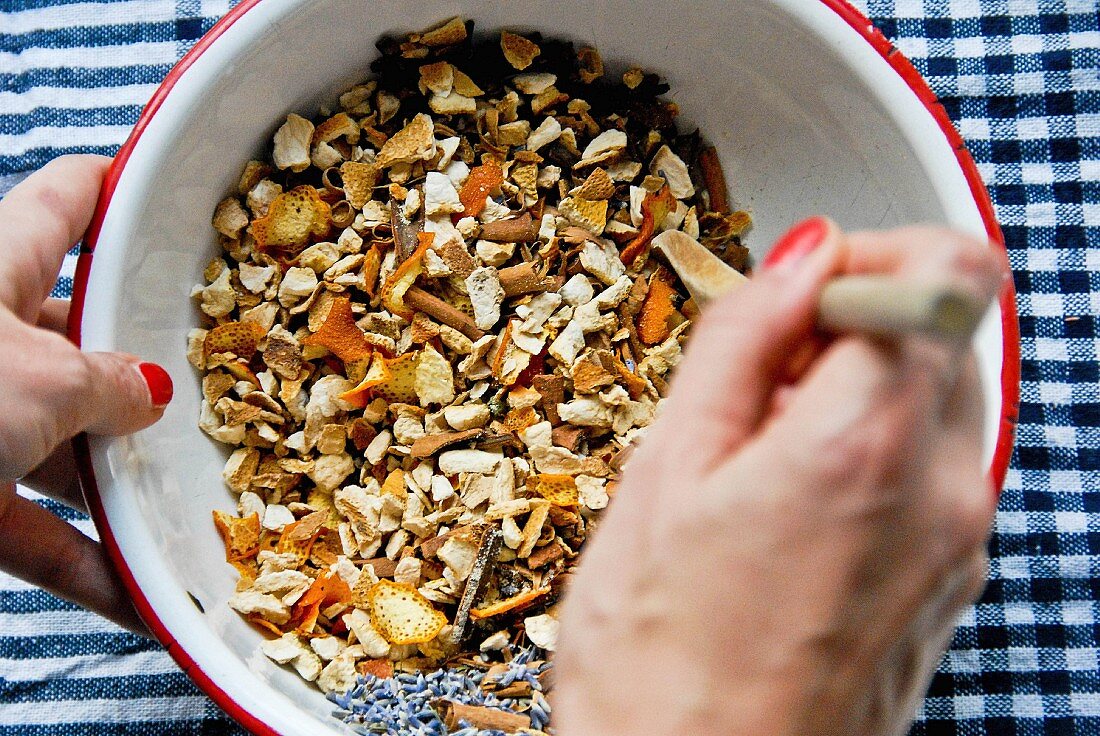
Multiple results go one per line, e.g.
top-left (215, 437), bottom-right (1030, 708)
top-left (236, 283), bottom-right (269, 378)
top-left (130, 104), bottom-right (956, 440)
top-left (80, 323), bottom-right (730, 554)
top-left (951, 479), bottom-right (996, 550)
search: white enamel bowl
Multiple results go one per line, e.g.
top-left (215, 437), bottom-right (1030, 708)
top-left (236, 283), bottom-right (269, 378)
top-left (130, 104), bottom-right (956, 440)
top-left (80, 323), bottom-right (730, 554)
top-left (71, 1), bottom-right (1019, 733)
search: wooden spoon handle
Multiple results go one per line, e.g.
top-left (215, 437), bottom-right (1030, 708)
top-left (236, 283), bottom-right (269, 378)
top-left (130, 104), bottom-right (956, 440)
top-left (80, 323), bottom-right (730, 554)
top-left (819, 276), bottom-right (986, 341)
top-left (652, 230), bottom-right (987, 342)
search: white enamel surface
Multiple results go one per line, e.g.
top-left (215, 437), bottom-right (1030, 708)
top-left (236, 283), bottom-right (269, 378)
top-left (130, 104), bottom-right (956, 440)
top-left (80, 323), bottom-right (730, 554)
top-left (80, 1), bottom-right (1006, 734)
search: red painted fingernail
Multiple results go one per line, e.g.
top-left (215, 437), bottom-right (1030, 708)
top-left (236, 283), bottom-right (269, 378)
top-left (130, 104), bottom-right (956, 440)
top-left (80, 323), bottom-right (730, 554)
top-left (763, 216), bottom-right (831, 269)
top-left (138, 362), bottom-right (173, 407)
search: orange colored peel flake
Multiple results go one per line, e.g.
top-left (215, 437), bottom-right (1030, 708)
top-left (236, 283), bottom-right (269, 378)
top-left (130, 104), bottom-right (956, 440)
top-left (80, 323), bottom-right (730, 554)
top-left (362, 243), bottom-right (384, 298)
top-left (204, 321), bottom-right (265, 360)
top-left (301, 296), bottom-right (373, 364)
top-left (457, 162), bottom-right (504, 219)
top-left (276, 520), bottom-right (322, 566)
top-left (470, 587), bottom-right (551, 620)
top-left (213, 510), bottom-right (261, 562)
top-left (366, 579), bottom-right (448, 645)
top-left (533, 474), bottom-right (579, 506)
top-left (291, 572), bottom-right (352, 633)
top-left (620, 185), bottom-right (676, 266)
top-left (338, 352), bottom-right (393, 408)
top-left (636, 278), bottom-right (680, 345)
top-left (381, 232), bottom-right (434, 320)
top-left (371, 352), bottom-right (420, 404)
top-left (251, 185), bottom-right (332, 254)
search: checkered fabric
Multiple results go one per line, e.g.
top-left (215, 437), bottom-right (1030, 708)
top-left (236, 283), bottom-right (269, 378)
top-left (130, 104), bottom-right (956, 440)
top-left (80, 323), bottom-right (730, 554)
top-left (0, 0), bottom-right (1096, 733)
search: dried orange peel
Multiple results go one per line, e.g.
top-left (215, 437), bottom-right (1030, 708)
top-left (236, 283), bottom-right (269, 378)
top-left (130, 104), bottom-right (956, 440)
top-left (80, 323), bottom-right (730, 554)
top-left (291, 572), bottom-right (352, 633)
top-left (338, 351), bottom-right (393, 408)
top-left (381, 232), bottom-right (434, 319)
top-left (251, 185), bottom-right (331, 254)
top-left (204, 321), bottom-right (265, 360)
top-left (366, 579), bottom-right (447, 645)
top-left (213, 510), bottom-right (261, 561)
top-left (620, 184), bottom-right (676, 266)
top-left (636, 278), bottom-right (680, 345)
top-left (301, 296), bottom-right (373, 364)
top-left (457, 162), bottom-right (503, 219)
top-left (371, 352), bottom-right (420, 404)
top-left (275, 519), bottom-right (323, 566)
top-left (470, 587), bottom-right (551, 620)
top-left (532, 474), bottom-right (579, 506)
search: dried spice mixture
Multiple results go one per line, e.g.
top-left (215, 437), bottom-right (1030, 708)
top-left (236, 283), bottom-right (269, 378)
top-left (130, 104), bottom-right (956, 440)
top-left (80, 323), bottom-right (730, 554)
top-left (189, 17), bottom-right (751, 733)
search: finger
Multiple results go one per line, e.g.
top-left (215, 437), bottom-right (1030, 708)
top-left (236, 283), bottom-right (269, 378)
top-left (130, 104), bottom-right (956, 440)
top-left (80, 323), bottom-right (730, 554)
top-left (942, 350), bottom-right (985, 432)
top-left (36, 298), bottom-right (71, 334)
top-left (0, 484), bottom-right (150, 637)
top-left (76, 351), bottom-right (174, 436)
top-left (0, 322), bottom-right (173, 479)
top-left (19, 442), bottom-right (87, 512)
top-left (0, 154), bottom-right (111, 322)
top-left (653, 219), bottom-right (843, 470)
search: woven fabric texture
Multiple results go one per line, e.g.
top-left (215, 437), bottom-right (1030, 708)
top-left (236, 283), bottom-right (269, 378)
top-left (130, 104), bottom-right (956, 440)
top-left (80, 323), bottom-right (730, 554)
top-left (0, 0), bottom-right (1097, 733)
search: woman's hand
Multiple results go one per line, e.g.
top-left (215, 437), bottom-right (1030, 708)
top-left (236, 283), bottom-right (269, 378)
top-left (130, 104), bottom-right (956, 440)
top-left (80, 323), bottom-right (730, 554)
top-left (0, 155), bottom-right (173, 636)
top-left (555, 218), bottom-right (1005, 736)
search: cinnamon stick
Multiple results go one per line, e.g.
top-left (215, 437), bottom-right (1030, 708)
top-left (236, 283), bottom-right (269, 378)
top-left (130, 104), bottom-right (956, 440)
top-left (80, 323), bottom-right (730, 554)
top-left (409, 428), bottom-right (486, 458)
top-left (698, 146), bottom-right (730, 214)
top-left (478, 212), bottom-right (539, 242)
top-left (431, 699), bottom-right (531, 732)
top-left (498, 262), bottom-right (561, 298)
top-left (403, 286), bottom-right (485, 341)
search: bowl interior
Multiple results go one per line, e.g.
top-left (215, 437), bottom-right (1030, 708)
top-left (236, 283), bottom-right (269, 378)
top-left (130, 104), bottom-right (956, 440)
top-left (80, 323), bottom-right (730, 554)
top-left (81, 0), bottom-right (1001, 733)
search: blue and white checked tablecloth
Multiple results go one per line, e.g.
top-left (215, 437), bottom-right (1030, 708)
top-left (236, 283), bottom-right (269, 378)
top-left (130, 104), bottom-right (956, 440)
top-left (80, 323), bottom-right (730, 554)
top-left (0, 0), bottom-right (1097, 733)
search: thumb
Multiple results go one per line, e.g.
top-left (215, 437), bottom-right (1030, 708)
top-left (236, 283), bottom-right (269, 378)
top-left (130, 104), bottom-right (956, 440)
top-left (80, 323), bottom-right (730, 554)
top-left (653, 217), bottom-right (842, 471)
top-left (79, 352), bottom-right (173, 435)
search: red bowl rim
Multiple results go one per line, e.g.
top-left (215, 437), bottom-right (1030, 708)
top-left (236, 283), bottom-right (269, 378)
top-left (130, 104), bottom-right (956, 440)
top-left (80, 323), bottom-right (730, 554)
top-left (66, 1), bottom-right (1021, 733)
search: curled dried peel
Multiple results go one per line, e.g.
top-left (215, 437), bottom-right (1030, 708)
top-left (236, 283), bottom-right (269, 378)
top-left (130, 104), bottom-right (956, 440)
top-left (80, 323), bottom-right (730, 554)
top-left (213, 511), bottom-right (261, 561)
top-left (457, 163), bottom-right (504, 219)
top-left (470, 587), bottom-right (551, 620)
top-left (636, 278), bottom-right (680, 345)
top-left (338, 352), bottom-right (391, 408)
top-left (533, 474), bottom-right (579, 506)
top-left (501, 31), bottom-right (540, 70)
top-left (276, 519), bottom-right (322, 565)
top-left (251, 185), bottom-right (331, 253)
top-left (340, 161), bottom-right (379, 210)
top-left (620, 185), bottom-right (676, 265)
top-left (301, 296), bottom-right (374, 363)
top-left (381, 232), bottom-right (434, 320)
top-left (371, 352), bottom-right (420, 404)
top-left (367, 579), bottom-right (447, 645)
top-left (204, 321), bottom-right (265, 360)
top-left (291, 572), bottom-right (352, 633)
